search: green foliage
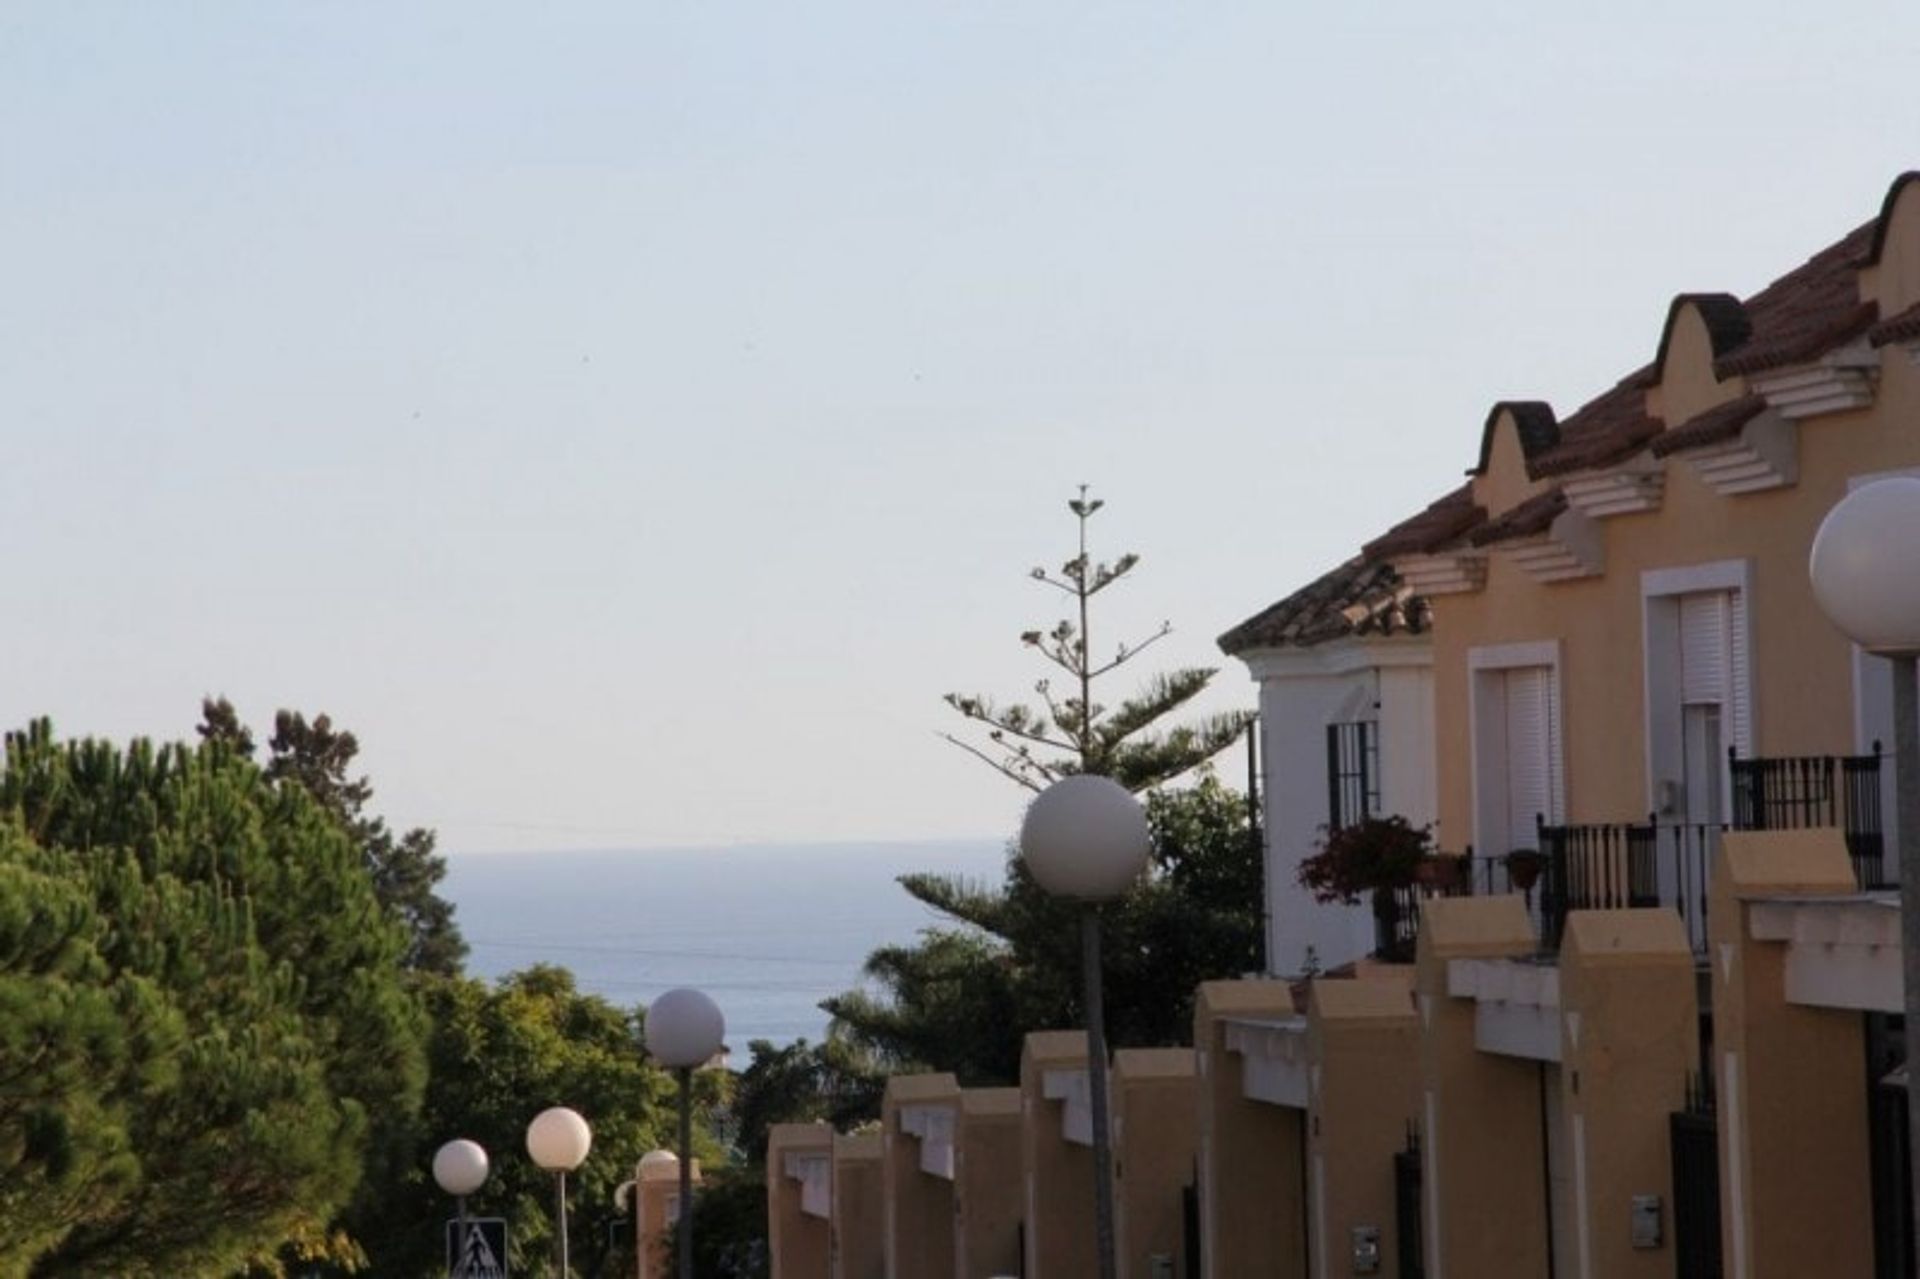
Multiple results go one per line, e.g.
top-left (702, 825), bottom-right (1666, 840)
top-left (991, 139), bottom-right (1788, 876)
top-left (727, 1039), bottom-right (883, 1166)
top-left (825, 490), bottom-right (1260, 1086)
top-left (0, 719), bottom-right (427, 1277)
top-left (201, 700), bottom-right (469, 978)
top-left (667, 1164), bottom-right (770, 1279)
top-left (824, 775), bottom-right (1261, 1082)
top-left (348, 966), bottom-right (700, 1278)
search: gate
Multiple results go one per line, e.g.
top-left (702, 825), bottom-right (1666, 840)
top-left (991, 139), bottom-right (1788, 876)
top-left (1394, 1127), bottom-right (1424, 1279)
top-left (1866, 1014), bottom-right (1914, 1279)
top-left (1182, 1180), bottom-right (1202, 1279)
top-left (1669, 1073), bottom-right (1722, 1279)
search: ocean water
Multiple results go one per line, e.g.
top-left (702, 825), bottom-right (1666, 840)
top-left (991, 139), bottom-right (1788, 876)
top-left (442, 840), bottom-right (1008, 1049)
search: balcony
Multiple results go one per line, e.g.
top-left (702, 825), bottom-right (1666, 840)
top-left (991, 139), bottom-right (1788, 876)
top-left (1369, 749), bottom-right (1885, 964)
top-left (1730, 746), bottom-right (1887, 889)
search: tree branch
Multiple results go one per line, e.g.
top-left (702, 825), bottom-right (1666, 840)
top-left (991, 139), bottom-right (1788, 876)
top-left (937, 733), bottom-right (1047, 793)
top-left (1087, 622), bottom-right (1174, 680)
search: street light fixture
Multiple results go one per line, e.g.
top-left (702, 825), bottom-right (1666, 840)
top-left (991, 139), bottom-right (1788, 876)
top-left (1810, 474), bottom-right (1920, 1243)
top-left (1020, 773), bottom-right (1152, 1279)
top-left (526, 1106), bottom-right (593, 1278)
top-left (432, 1139), bottom-right (490, 1279)
top-left (645, 987), bottom-right (726, 1279)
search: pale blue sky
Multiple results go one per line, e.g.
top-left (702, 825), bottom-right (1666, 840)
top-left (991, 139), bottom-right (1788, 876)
top-left (4, 3), bottom-right (1917, 853)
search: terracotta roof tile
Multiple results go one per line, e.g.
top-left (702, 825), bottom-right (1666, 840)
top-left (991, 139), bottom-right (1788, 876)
top-left (1870, 299), bottom-right (1920, 348)
top-left (1528, 375), bottom-right (1661, 478)
top-left (1648, 293), bottom-right (1752, 386)
top-left (1712, 223), bottom-right (1879, 377)
top-left (1469, 488), bottom-right (1567, 548)
top-left (1649, 394), bottom-right (1768, 458)
top-left (1863, 172), bottom-right (1920, 267)
top-left (1360, 484), bottom-right (1486, 560)
top-left (1469, 401), bottom-right (1559, 477)
top-left (1217, 558), bottom-right (1429, 656)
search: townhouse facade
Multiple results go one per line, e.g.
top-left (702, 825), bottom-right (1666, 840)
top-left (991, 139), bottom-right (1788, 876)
top-left (1226, 170), bottom-right (1920, 977)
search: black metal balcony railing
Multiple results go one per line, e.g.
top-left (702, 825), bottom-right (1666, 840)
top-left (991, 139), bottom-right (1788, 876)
top-left (1730, 746), bottom-right (1888, 889)
top-left (1367, 749), bottom-right (1887, 964)
top-left (1372, 820), bottom-right (1714, 960)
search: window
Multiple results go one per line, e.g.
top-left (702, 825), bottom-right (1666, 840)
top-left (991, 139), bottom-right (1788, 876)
top-left (1326, 720), bottom-right (1380, 831)
top-left (1642, 562), bottom-right (1754, 825)
top-left (1469, 641), bottom-right (1566, 857)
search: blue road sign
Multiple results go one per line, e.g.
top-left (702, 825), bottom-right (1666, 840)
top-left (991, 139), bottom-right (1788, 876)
top-left (445, 1216), bottom-right (508, 1279)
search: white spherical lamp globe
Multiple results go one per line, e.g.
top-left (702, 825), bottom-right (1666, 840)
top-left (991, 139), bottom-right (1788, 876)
top-left (1811, 477), bottom-right (1920, 657)
top-left (525, 1106), bottom-right (593, 1172)
top-left (431, 1139), bottom-right (489, 1196)
top-left (1020, 774), bottom-right (1152, 901)
top-left (646, 988), bottom-right (726, 1069)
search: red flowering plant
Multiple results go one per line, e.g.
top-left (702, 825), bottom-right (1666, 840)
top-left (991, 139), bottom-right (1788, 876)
top-left (1296, 815), bottom-right (1436, 905)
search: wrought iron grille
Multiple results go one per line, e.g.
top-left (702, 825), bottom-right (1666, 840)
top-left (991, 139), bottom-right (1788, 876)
top-left (1325, 721), bottom-right (1380, 832)
top-left (1729, 746), bottom-right (1888, 888)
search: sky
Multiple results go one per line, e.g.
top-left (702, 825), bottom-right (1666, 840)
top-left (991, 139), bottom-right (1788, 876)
top-left (3, 3), bottom-right (1918, 855)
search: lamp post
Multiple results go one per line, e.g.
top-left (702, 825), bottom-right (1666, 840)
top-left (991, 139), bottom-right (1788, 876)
top-left (645, 987), bottom-right (726, 1279)
top-left (1019, 773), bottom-right (1152, 1279)
top-left (1811, 474), bottom-right (1920, 1239)
top-left (527, 1106), bottom-right (593, 1278)
top-left (432, 1139), bottom-right (490, 1279)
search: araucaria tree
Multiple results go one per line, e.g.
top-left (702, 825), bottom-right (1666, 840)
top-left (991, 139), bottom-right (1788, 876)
top-left (824, 490), bottom-right (1259, 1083)
top-left (942, 486), bottom-right (1250, 791)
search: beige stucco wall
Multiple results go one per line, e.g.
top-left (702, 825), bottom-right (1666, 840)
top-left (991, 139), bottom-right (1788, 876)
top-left (1862, 177), bottom-right (1920, 314)
top-left (1021, 1030), bottom-right (1101, 1279)
top-left (1434, 345), bottom-right (1920, 846)
top-left (954, 1088), bottom-right (1023, 1279)
top-left (1557, 910), bottom-right (1697, 1279)
top-left (831, 1133), bottom-right (884, 1279)
top-left (768, 1125), bottom-right (832, 1279)
top-left (1110, 1048), bottom-right (1197, 1279)
top-left (882, 1073), bottom-right (959, 1279)
top-left (1646, 304), bottom-right (1744, 426)
top-left (1415, 896), bottom-right (1550, 1277)
top-left (1710, 830), bottom-right (1874, 1279)
top-left (1306, 971), bottom-right (1418, 1279)
top-left (1192, 980), bottom-right (1305, 1279)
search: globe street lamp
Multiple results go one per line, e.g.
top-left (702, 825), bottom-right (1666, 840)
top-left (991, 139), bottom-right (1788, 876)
top-left (646, 987), bottom-right (726, 1279)
top-left (432, 1139), bottom-right (489, 1279)
top-left (526, 1106), bottom-right (593, 1278)
top-left (1020, 774), bottom-right (1152, 1279)
top-left (1811, 474), bottom-right (1920, 1240)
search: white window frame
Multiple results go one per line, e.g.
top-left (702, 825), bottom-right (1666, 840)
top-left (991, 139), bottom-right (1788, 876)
top-left (1640, 559), bottom-right (1756, 822)
top-left (1468, 640), bottom-right (1566, 856)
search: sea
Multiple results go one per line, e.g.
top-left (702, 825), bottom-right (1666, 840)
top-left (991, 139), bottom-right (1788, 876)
top-left (442, 840), bottom-right (1009, 1051)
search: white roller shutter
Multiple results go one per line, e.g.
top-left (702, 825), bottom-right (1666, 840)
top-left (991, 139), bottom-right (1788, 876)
top-left (1680, 593), bottom-right (1729, 705)
top-left (1505, 667), bottom-right (1554, 848)
top-left (1680, 589), bottom-right (1752, 755)
top-left (1729, 589), bottom-right (1752, 756)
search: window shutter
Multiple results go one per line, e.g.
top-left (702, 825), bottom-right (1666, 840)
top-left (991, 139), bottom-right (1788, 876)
top-left (1504, 667), bottom-right (1553, 847)
top-left (1680, 592), bottom-right (1730, 706)
top-left (1729, 588), bottom-right (1752, 756)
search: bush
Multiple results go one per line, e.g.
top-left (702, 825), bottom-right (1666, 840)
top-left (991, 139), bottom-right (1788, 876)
top-left (1296, 816), bottom-right (1433, 905)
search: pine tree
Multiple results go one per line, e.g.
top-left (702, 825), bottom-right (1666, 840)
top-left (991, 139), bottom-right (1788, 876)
top-left (940, 486), bottom-right (1250, 792)
top-left (823, 491), bottom-right (1258, 1082)
top-left (198, 699), bottom-right (469, 977)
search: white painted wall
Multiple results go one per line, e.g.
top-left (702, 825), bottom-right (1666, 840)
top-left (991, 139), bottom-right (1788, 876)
top-left (1378, 664), bottom-right (1437, 827)
top-left (1244, 636), bottom-right (1434, 977)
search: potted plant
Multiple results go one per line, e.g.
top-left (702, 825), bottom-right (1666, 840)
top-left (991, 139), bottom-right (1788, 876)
top-left (1504, 847), bottom-right (1545, 893)
top-left (1297, 815), bottom-right (1435, 905)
